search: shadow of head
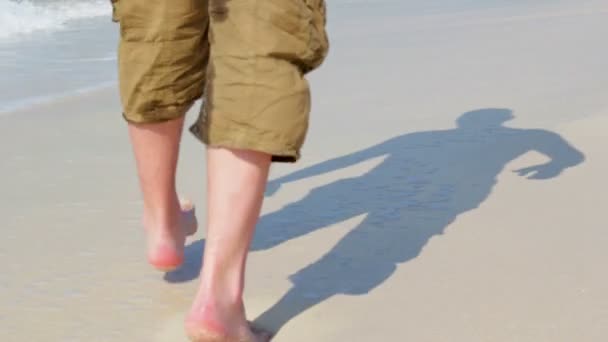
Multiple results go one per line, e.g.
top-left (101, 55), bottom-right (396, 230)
top-left (456, 108), bottom-right (514, 128)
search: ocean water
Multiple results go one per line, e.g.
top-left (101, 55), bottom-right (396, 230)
top-left (0, 0), bottom-right (116, 113)
top-left (0, 0), bottom-right (558, 114)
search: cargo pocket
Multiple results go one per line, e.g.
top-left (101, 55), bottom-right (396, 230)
top-left (256, 0), bottom-right (329, 74)
top-left (301, 0), bottom-right (329, 73)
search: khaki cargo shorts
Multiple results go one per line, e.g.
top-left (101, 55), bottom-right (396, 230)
top-left (111, 0), bottom-right (328, 162)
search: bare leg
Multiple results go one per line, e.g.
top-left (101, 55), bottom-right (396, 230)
top-left (128, 117), bottom-right (198, 271)
top-left (186, 147), bottom-right (272, 342)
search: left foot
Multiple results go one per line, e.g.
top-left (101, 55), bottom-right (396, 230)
top-left (144, 200), bottom-right (198, 271)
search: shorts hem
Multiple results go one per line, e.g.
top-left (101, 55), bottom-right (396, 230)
top-left (189, 118), bottom-right (301, 163)
top-left (122, 102), bottom-right (194, 124)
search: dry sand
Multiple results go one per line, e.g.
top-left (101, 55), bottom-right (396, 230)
top-left (1, 0), bottom-right (607, 341)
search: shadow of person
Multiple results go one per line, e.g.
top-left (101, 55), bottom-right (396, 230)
top-left (250, 108), bottom-right (585, 333)
top-left (165, 108), bottom-right (584, 332)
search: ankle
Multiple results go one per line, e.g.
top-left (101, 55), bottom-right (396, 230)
top-left (188, 296), bottom-right (247, 332)
top-left (143, 202), bottom-right (181, 231)
top-left (199, 279), bottom-right (243, 307)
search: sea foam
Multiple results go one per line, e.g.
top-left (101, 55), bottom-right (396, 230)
top-left (0, 0), bottom-right (110, 39)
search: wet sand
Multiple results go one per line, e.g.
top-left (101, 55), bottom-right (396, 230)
top-left (2, 1), bottom-right (608, 341)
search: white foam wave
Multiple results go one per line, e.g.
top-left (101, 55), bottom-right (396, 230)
top-left (0, 0), bottom-right (111, 39)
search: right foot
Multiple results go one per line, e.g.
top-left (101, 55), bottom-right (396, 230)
top-left (145, 200), bottom-right (198, 271)
top-left (185, 319), bottom-right (272, 342)
top-left (185, 302), bottom-right (272, 342)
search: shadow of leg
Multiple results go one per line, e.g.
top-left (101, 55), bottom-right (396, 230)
top-left (254, 285), bottom-right (332, 334)
top-left (253, 179), bottom-right (366, 251)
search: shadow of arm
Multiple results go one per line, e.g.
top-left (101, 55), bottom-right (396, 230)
top-left (515, 130), bottom-right (585, 180)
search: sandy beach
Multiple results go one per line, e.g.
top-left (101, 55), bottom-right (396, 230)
top-left (2, 0), bottom-right (608, 341)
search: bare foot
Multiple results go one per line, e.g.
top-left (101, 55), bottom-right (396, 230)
top-left (145, 199), bottom-right (198, 271)
top-left (185, 320), bottom-right (272, 342)
top-left (185, 299), bottom-right (272, 342)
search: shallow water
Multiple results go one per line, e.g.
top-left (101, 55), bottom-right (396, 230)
top-left (0, 0), bottom-right (561, 114)
top-left (0, 0), bottom-right (116, 113)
